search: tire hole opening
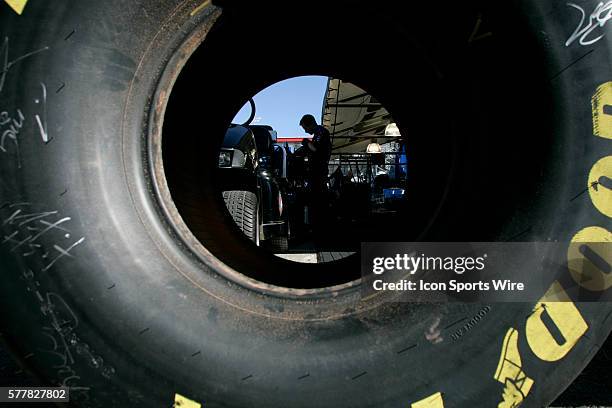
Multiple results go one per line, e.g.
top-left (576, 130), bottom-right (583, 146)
top-left (159, 2), bottom-right (555, 291)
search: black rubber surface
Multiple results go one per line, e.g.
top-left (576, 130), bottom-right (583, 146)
top-left (0, 337), bottom-right (610, 406)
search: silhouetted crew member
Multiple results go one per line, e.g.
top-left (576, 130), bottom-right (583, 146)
top-left (299, 114), bottom-right (332, 233)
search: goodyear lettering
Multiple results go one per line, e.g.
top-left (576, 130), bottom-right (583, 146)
top-left (174, 393), bottom-right (201, 408)
top-left (526, 282), bottom-right (589, 361)
top-left (492, 80), bottom-right (612, 406)
top-left (568, 226), bottom-right (612, 291)
top-left (494, 328), bottom-right (534, 408)
top-left (592, 82), bottom-right (612, 139)
top-left (588, 156), bottom-right (612, 218)
top-left (3, 0), bottom-right (27, 15)
top-left (412, 392), bottom-right (445, 408)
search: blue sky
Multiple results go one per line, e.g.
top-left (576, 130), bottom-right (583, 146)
top-left (232, 76), bottom-right (329, 138)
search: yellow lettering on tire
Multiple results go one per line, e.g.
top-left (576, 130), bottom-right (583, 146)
top-left (174, 393), bottom-right (201, 408)
top-left (568, 226), bottom-right (612, 291)
top-left (494, 328), bottom-right (534, 408)
top-left (588, 156), bottom-right (612, 218)
top-left (526, 282), bottom-right (588, 362)
top-left (412, 392), bottom-right (445, 408)
top-left (592, 82), bottom-right (612, 139)
top-left (3, 0), bottom-right (27, 15)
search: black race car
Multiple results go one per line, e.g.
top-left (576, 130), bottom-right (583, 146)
top-left (217, 123), bottom-right (289, 251)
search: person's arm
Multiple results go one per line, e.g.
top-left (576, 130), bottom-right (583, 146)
top-left (302, 138), bottom-right (317, 152)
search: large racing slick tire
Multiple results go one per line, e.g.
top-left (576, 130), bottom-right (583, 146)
top-left (223, 190), bottom-right (258, 243)
top-left (0, 1), bottom-right (611, 407)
